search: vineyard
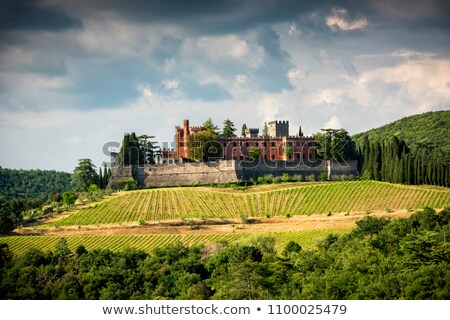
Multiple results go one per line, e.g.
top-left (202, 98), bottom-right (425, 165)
top-left (53, 181), bottom-right (450, 226)
top-left (0, 228), bottom-right (350, 256)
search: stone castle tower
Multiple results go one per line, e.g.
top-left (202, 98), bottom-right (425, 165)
top-left (267, 120), bottom-right (289, 137)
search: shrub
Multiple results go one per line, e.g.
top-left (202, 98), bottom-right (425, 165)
top-left (305, 174), bottom-right (316, 181)
top-left (240, 213), bottom-right (249, 224)
top-left (319, 172), bottom-right (328, 181)
top-left (111, 179), bottom-right (137, 191)
top-left (281, 173), bottom-right (291, 182)
top-left (341, 174), bottom-right (355, 181)
top-left (283, 240), bottom-right (302, 255)
top-left (263, 174), bottom-right (274, 184)
top-left (292, 174), bottom-right (303, 182)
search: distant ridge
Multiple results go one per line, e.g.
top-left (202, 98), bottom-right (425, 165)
top-left (352, 110), bottom-right (450, 158)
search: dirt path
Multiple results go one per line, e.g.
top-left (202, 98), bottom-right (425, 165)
top-left (14, 210), bottom-right (412, 237)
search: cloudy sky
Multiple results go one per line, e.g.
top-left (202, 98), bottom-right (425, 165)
top-left (0, 0), bottom-right (449, 172)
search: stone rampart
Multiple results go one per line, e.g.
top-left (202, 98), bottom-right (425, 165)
top-left (110, 160), bottom-right (358, 187)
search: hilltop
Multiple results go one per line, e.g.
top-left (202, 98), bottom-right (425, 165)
top-left (0, 167), bottom-right (71, 201)
top-left (352, 110), bottom-right (450, 157)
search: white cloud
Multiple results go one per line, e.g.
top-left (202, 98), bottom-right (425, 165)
top-left (323, 116), bottom-right (342, 129)
top-left (138, 83), bottom-right (154, 97)
top-left (162, 79), bottom-right (179, 90)
top-left (326, 8), bottom-right (368, 31)
top-left (257, 96), bottom-right (281, 123)
top-left (310, 89), bottom-right (345, 105)
top-left (181, 34), bottom-right (264, 68)
top-left (357, 57), bottom-right (450, 112)
top-left (235, 74), bottom-right (248, 85)
top-left (288, 23), bottom-right (298, 36)
top-left (287, 68), bottom-right (300, 80)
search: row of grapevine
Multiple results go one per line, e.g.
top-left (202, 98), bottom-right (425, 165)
top-left (0, 228), bottom-right (351, 256)
top-left (53, 181), bottom-right (450, 226)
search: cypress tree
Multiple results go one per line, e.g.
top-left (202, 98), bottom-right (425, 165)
top-left (241, 123), bottom-right (247, 137)
top-left (361, 135), bottom-right (370, 175)
top-left (372, 142), bottom-right (382, 181)
top-left (103, 164), bottom-right (108, 187)
top-left (98, 168), bottom-right (103, 189)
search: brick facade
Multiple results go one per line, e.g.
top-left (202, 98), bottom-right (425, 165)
top-left (161, 119), bottom-right (316, 163)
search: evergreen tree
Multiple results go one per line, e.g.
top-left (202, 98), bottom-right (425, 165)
top-left (241, 123), bottom-right (247, 137)
top-left (103, 164), bottom-right (108, 187)
top-left (138, 135), bottom-right (157, 164)
top-left (203, 117), bottom-right (219, 135)
top-left (262, 123), bottom-right (269, 137)
top-left (70, 159), bottom-right (98, 191)
top-left (98, 168), bottom-right (103, 189)
top-left (221, 119), bottom-right (237, 138)
top-left (372, 142), bottom-right (381, 181)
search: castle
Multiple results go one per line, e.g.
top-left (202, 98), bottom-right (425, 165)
top-left (159, 119), bottom-right (316, 163)
top-left (109, 119), bottom-right (358, 187)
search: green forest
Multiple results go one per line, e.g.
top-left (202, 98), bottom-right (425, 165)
top-left (353, 110), bottom-right (450, 159)
top-left (1, 207), bottom-right (449, 300)
top-left (0, 168), bottom-right (71, 201)
top-left (352, 111), bottom-right (450, 188)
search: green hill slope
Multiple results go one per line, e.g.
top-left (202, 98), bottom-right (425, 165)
top-left (0, 167), bottom-right (71, 201)
top-left (53, 181), bottom-right (450, 226)
top-left (352, 110), bottom-right (450, 157)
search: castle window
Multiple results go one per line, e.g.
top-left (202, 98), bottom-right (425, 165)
top-left (263, 142), bottom-right (267, 147)
top-left (271, 142), bottom-right (275, 147)
top-left (271, 155), bottom-right (275, 160)
top-left (246, 142), bottom-right (249, 147)
top-left (233, 142), bottom-right (236, 147)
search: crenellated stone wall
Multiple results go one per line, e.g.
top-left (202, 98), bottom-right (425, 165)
top-left (109, 160), bottom-right (358, 187)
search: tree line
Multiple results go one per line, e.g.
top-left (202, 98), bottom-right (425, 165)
top-left (1, 207), bottom-right (449, 299)
top-left (0, 168), bottom-right (71, 202)
top-left (358, 135), bottom-right (450, 187)
top-left (0, 159), bottom-right (112, 234)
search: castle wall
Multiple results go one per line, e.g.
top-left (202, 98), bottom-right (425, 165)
top-left (109, 166), bottom-right (133, 185)
top-left (239, 160), bottom-right (358, 180)
top-left (134, 160), bottom-right (241, 187)
top-left (110, 160), bottom-right (358, 187)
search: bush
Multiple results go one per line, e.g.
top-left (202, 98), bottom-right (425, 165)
top-left (281, 173), bottom-right (291, 182)
top-left (240, 213), bottom-right (249, 224)
top-left (341, 174), bottom-right (355, 181)
top-left (263, 174), bottom-right (274, 184)
top-left (283, 241), bottom-right (302, 255)
top-left (111, 179), bottom-right (137, 191)
top-left (292, 174), bottom-right (303, 182)
top-left (305, 174), bottom-right (316, 181)
top-left (318, 172), bottom-right (328, 181)
top-left (62, 192), bottom-right (77, 206)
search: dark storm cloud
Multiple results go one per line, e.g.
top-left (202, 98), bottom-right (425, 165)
top-left (2, 0), bottom-right (448, 35)
top-left (0, 0), bottom-right (81, 31)
top-left (61, 0), bottom-right (449, 34)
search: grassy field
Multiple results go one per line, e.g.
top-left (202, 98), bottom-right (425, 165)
top-left (52, 181), bottom-right (450, 226)
top-left (0, 228), bottom-right (350, 256)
